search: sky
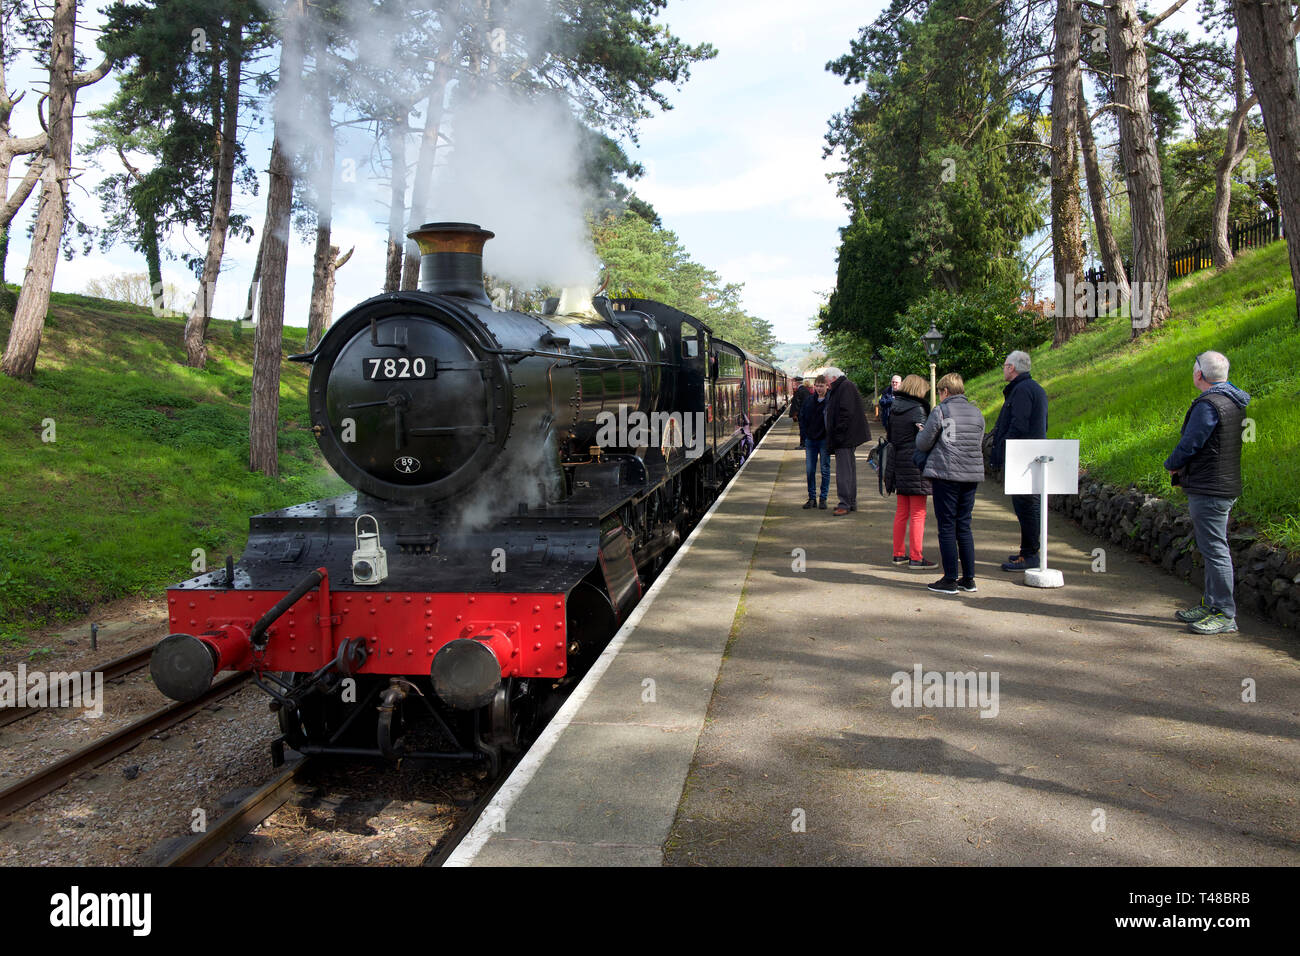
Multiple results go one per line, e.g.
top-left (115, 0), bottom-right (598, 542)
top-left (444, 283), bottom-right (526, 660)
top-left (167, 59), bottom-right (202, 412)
top-left (4, 0), bottom-right (887, 350)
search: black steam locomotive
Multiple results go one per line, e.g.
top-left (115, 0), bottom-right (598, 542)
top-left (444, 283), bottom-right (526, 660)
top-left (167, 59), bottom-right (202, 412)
top-left (150, 222), bottom-right (788, 769)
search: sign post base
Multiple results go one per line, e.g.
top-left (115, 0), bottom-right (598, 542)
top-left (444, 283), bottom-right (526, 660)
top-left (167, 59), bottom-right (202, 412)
top-left (1024, 567), bottom-right (1064, 588)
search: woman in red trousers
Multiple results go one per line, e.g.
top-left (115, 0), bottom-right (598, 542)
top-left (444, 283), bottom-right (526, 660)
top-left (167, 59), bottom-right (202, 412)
top-left (885, 374), bottom-right (937, 569)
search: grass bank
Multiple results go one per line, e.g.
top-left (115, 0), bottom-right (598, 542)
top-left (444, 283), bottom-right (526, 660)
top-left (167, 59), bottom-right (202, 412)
top-left (965, 241), bottom-right (1300, 550)
top-left (0, 291), bottom-right (349, 645)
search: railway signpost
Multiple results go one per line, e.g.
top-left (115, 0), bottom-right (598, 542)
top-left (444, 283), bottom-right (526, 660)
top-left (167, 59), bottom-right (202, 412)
top-left (1003, 439), bottom-right (1080, 588)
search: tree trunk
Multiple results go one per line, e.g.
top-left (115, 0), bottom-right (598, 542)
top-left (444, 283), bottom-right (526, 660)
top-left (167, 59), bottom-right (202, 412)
top-left (384, 114), bottom-right (408, 293)
top-left (249, 0), bottom-right (305, 476)
top-left (184, 8), bottom-right (246, 368)
top-left (307, 66), bottom-right (335, 349)
top-left (0, 159), bottom-right (43, 290)
top-left (1105, 0), bottom-right (1170, 335)
top-left (1050, 0), bottom-right (1087, 347)
top-left (312, 245), bottom-right (352, 345)
top-left (1234, 0), bottom-right (1300, 322)
top-left (1076, 76), bottom-right (1130, 312)
top-left (1, 0), bottom-right (108, 379)
top-left (142, 214), bottom-right (163, 307)
top-left (244, 227), bottom-right (266, 323)
top-left (402, 65), bottom-right (450, 290)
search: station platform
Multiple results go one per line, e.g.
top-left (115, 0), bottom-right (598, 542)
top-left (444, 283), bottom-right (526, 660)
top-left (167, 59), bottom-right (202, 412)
top-left (447, 418), bottom-right (1300, 866)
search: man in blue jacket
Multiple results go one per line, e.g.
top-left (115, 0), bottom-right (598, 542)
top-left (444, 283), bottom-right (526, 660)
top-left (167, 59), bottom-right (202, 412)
top-left (988, 351), bottom-right (1049, 571)
top-left (1165, 350), bottom-right (1251, 635)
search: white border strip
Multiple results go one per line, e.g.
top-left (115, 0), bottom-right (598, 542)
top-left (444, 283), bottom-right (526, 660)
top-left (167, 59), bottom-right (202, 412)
top-left (443, 421), bottom-right (785, 866)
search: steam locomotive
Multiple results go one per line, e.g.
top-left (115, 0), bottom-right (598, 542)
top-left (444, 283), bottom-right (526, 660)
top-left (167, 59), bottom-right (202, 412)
top-left (150, 222), bottom-right (789, 769)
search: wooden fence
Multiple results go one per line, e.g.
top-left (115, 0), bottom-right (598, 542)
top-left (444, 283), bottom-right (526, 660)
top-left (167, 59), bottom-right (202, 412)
top-left (1084, 211), bottom-right (1283, 287)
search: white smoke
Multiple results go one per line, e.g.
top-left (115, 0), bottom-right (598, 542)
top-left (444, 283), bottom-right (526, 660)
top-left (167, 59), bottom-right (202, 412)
top-left (431, 85), bottom-right (600, 289)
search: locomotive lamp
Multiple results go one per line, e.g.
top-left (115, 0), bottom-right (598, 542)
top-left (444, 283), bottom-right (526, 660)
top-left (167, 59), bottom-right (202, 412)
top-left (921, 323), bottom-right (944, 399)
top-left (352, 514), bottom-right (388, 585)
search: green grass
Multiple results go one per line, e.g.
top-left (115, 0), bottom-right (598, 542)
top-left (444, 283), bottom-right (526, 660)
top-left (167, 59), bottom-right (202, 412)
top-left (0, 289), bottom-right (349, 645)
top-left (966, 241), bottom-right (1300, 550)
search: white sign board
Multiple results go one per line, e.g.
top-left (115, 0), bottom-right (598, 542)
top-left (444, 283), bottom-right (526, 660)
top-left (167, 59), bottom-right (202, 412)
top-left (1003, 439), bottom-right (1080, 495)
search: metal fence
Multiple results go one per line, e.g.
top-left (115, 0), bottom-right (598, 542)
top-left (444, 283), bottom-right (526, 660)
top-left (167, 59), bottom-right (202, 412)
top-left (1084, 211), bottom-right (1284, 287)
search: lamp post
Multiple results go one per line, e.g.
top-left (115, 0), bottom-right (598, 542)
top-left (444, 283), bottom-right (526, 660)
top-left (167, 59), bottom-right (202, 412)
top-left (922, 323), bottom-right (944, 400)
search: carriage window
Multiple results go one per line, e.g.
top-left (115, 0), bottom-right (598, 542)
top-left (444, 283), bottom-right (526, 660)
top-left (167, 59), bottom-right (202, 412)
top-left (682, 333), bottom-right (698, 358)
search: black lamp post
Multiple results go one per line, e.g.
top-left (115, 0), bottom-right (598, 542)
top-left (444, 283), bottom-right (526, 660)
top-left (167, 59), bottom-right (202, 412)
top-left (921, 323), bottom-right (944, 400)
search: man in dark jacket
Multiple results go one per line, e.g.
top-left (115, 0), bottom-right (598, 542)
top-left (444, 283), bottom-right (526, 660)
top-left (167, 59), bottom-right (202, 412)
top-left (798, 375), bottom-right (830, 508)
top-left (988, 351), bottom-right (1049, 571)
top-left (1165, 350), bottom-right (1251, 635)
top-left (824, 367), bottom-right (871, 515)
top-left (789, 377), bottom-right (811, 448)
top-left (879, 374), bottom-right (901, 431)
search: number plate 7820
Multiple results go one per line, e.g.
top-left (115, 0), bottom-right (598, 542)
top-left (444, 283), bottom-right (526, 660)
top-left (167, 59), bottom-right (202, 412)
top-left (364, 356), bottom-right (434, 380)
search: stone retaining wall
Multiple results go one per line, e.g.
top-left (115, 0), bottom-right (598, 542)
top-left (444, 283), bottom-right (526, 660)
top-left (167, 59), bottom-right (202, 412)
top-left (1050, 474), bottom-right (1300, 631)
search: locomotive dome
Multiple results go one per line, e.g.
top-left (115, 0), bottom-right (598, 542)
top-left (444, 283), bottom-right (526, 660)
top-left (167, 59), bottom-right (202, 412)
top-left (301, 222), bottom-right (514, 503)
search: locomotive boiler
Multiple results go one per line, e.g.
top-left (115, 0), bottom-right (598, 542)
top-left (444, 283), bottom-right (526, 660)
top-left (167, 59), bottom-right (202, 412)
top-left (150, 222), bottom-right (787, 769)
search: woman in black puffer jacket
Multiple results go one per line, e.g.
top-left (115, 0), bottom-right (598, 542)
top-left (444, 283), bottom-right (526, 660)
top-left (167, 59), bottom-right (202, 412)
top-left (885, 374), bottom-right (934, 568)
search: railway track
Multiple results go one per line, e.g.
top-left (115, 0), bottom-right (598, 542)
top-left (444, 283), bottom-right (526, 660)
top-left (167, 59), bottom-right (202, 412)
top-left (0, 646), bottom-right (154, 729)
top-left (163, 757), bottom-right (313, 866)
top-left (0, 671), bottom-right (251, 817)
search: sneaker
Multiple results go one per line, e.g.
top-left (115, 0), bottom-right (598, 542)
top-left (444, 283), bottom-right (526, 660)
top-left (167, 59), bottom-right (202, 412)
top-left (892, 555), bottom-right (909, 564)
top-left (1187, 611), bottom-right (1238, 635)
top-left (928, 577), bottom-right (959, 594)
top-left (1001, 555), bottom-right (1038, 572)
top-left (833, 507), bottom-right (850, 516)
top-left (909, 557), bottom-right (938, 570)
top-left (802, 498), bottom-right (816, 509)
top-left (956, 577), bottom-right (978, 592)
top-left (818, 500), bottom-right (827, 510)
top-left (1007, 553), bottom-right (1022, 563)
top-left (1175, 602), bottom-right (1213, 623)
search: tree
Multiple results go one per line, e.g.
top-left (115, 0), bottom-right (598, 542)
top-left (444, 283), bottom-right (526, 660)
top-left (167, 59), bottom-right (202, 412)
top-left (822, 0), bottom-right (1045, 344)
top-left (0, 1), bottom-right (47, 291)
top-left (594, 211), bottom-right (777, 360)
top-left (184, 2), bottom-right (257, 367)
top-left (248, 0), bottom-right (304, 476)
top-left (1, 0), bottom-right (110, 380)
top-left (1076, 76), bottom-right (1129, 309)
top-left (1049, 0), bottom-right (1087, 345)
top-left (1233, 0), bottom-right (1300, 322)
top-left (1102, 0), bottom-right (1183, 335)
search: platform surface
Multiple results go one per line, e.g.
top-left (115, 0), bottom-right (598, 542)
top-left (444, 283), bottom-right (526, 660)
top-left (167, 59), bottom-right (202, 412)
top-left (451, 418), bottom-right (1300, 866)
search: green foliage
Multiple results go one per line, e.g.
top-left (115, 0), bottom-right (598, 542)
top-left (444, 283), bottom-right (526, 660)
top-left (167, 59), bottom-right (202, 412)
top-left (595, 212), bottom-right (778, 360)
top-left (964, 242), bottom-right (1300, 550)
top-left (821, 0), bottom-right (1045, 342)
top-left (875, 282), bottom-right (1051, 385)
top-left (0, 293), bottom-right (349, 645)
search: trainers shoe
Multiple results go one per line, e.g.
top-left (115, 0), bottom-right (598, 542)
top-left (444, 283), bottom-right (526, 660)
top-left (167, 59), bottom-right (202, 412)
top-left (833, 507), bottom-right (850, 516)
top-left (892, 555), bottom-right (909, 564)
top-left (1001, 555), bottom-right (1038, 571)
top-left (1188, 611), bottom-right (1238, 634)
top-left (818, 500), bottom-right (827, 510)
top-left (956, 577), bottom-right (978, 592)
top-left (1175, 602), bottom-right (1213, 623)
top-left (909, 557), bottom-right (938, 570)
top-left (802, 498), bottom-right (816, 509)
top-left (1007, 553), bottom-right (1022, 563)
top-left (928, 577), bottom-right (959, 594)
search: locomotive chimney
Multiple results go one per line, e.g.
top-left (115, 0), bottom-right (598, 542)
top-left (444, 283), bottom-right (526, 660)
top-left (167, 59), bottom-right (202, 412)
top-left (408, 221), bottom-right (495, 304)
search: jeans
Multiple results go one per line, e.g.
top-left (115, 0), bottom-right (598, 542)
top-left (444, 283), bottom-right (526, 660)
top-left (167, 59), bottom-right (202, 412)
top-left (893, 494), bottom-right (927, 560)
top-left (931, 478), bottom-right (978, 580)
top-left (805, 438), bottom-right (830, 500)
top-left (834, 447), bottom-right (857, 509)
top-left (1011, 493), bottom-right (1041, 557)
top-left (1187, 493), bottom-right (1238, 619)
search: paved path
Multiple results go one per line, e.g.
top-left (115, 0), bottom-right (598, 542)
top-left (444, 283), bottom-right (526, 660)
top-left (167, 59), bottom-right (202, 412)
top-left (665, 421), bottom-right (1300, 865)
top-left (456, 418), bottom-right (1300, 866)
